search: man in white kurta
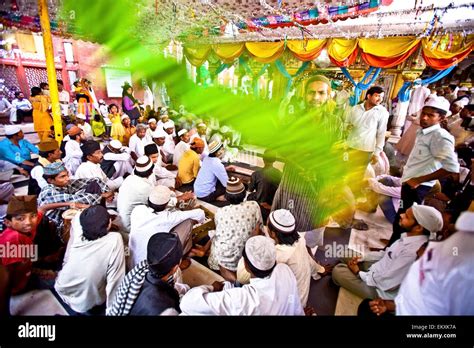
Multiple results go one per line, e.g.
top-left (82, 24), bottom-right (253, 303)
top-left (54, 206), bottom-right (125, 313)
top-left (102, 140), bottom-right (134, 180)
top-left (129, 185), bottom-right (205, 268)
top-left (332, 204), bottom-right (442, 300)
top-left (162, 120), bottom-right (176, 163)
top-left (76, 114), bottom-right (94, 140)
top-left (395, 211), bottom-right (474, 315)
top-left (144, 143), bottom-right (176, 188)
top-left (172, 129), bottom-right (191, 166)
top-left (180, 235), bottom-right (304, 315)
top-left (116, 156), bottom-right (155, 233)
top-left (345, 86), bottom-right (389, 197)
top-left (74, 140), bottom-right (123, 191)
top-left (63, 126), bottom-right (85, 176)
top-left (128, 124), bottom-right (152, 161)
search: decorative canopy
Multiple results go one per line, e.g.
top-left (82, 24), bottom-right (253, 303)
top-left (184, 35), bottom-right (474, 70)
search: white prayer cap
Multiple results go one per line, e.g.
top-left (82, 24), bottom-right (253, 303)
top-left (109, 140), bottom-right (123, 150)
top-left (412, 203), bottom-right (443, 233)
top-left (455, 211), bottom-right (474, 232)
top-left (458, 86), bottom-right (469, 92)
top-left (121, 114), bottom-right (130, 121)
top-left (163, 120), bottom-right (175, 129)
top-left (470, 87), bottom-right (474, 93)
top-left (208, 139), bottom-right (222, 154)
top-left (220, 126), bottom-right (230, 133)
top-left (148, 118), bottom-right (157, 124)
top-left (152, 128), bottom-right (167, 139)
top-left (269, 209), bottom-right (296, 233)
top-left (149, 185), bottom-right (171, 205)
top-left (197, 122), bottom-right (206, 128)
top-left (99, 99), bottom-right (105, 104)
top-left (135, 156), bottom-right (153, 173)
top-left (177, 129), bottom-right (188, 137)
top-left (424, 96), bottom-right (450, 114)
top-left (4, 125), bottom-right (21, 136)
top-left (244, 236), bottom-right (276, 272)
top-left (76, 113), bottom-right (86, 120)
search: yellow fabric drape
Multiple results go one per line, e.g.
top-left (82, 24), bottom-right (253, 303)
top-left (358, 37), bottom-right (420, 56)
top-left (327, 38), bottom-right (358, 61)
top-left (212, 43), bottom-right (245, 63)
top-left (183, 45), bottom-right (211, 66)
top-left (287, 39), bottom-right (327, 61)
top-left (245, 42), bottom-right (285, 63)
top-left (422, 35), bottom-right (474, 59)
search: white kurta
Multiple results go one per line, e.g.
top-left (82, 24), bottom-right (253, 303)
top-left (64, 140), bottom-right (83, 176)
top-left (54, 214), bottom-right (125, 313)
top-left (102, 150), bottom-right (134, 179)
top-left (128, 134), bottom-right (152, 159)
top-left (129, 205), bottom-right (205, 267)
top-left (116, 174), bottom-right (154, 232)
top-left (153, 151), bottom-right (176, 187)
top-left (395, 231), bottom-right (474, 315)
top-left (180, 263), bottom-right (304, 315)
top-left (162, 135), bottom-right (176, 160)
top-left (75, 160), bottom-right (123, 191)
top-left (172, 141), bottom-right (190, 166)
top-left (275, 237), bottom-right (325, 307)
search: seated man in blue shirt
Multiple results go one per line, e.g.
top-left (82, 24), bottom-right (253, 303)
top-left (0, 125), bottom-right (38, 172)
top-left (193, 139), bottom-right (235, 205)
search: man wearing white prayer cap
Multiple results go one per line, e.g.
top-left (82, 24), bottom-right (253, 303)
top-left (172, 128), bottom-right (190, 166)
top-left (117, 156), bottom-right (155, 233)
top-left (387, 95), bottom-right (459, 246)
top-left (237, 209), bottom-right (327, 308)
top-left (101, 139), bottom-right (133, 181)
top-left (0, 125), bottom-right (38, 172)
top-left (180, 235), bottom-right (304, 315)
top-left (395, 211), bottom-right (474, 315)
top-left (162, 120), bottom-right (176, 164)
top-left (128, 184), bottom-right (204, 268)
top-left (333, 203), bottom-right (438, 300)
top-left (146, 117), bottom-right (158, 138)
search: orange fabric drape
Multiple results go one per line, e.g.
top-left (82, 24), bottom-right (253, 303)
top-left (329, 48), bottom-right (359, 67)
top-left (286, 39), bottom-right (327, 61)
top-left (422, 49), bottom-right (473, 70)
top-left (361, 44), bottom-right (420, 68)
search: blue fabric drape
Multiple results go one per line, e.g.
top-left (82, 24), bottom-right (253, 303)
top-left (274, 60), bottom-right (311, 96)
top-left (341, 66), bottom-right (382, 106)
top-left (239, 58), bottom-right (270, 96)
top-left (397, 65), bottom-right (456, 102)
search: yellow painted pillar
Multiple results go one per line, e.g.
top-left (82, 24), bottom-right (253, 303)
top-left (38, 0), bottom-right (63, 142)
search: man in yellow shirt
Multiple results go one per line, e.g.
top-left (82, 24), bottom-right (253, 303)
top-left (177, 138), bottom-right (205, 191)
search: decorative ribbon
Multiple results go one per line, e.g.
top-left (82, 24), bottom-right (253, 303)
top-left (397, 65), bottom-right (456, 102)
top-left (239, 57), bottom-right (270, 96)
top-left (274, 59), bottom-right (311, 96)
top-left (341, 66), bottom-right (382, 105)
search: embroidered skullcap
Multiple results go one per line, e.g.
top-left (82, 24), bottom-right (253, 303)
top-left (269, 209), bottom-right (296, 233)
top-left (43, 161), bottom-right (66, 175)
top-left (244, 236), bottom-right (276, 272)
top-left (225, 177), bottom-right (245, 195)
top-left (135, 156), bottom-right (153, 172)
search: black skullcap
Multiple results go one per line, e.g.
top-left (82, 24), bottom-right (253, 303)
top-left (81, 140), bottom-right (101, 157)
top-left (147, 233), bottom-right (183, 278)
top-left (80, 205), bottom-right (110, 241)
top-left (144, 143), bottom-right (159, 156)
